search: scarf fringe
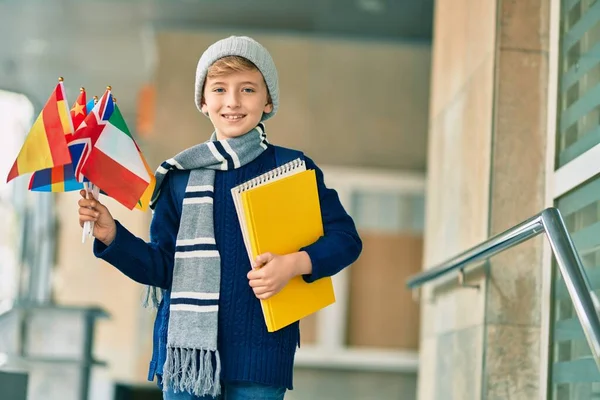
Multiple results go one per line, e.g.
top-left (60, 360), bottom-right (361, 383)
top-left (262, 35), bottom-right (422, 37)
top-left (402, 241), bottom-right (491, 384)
top-left (162, 346), bottom-right (221, 397)
top-left (142, 286), bottom-right (161, 309)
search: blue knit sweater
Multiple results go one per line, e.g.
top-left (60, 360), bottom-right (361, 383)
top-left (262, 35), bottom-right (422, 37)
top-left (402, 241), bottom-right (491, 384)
top-left (93, 145), bottom-right (362, 390)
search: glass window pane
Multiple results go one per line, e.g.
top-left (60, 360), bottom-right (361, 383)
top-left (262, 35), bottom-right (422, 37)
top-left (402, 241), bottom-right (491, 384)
top-left (0, 90), bottom-right (34, 304)
top-left (551, 173), bottom-right (600, 398)
top-left (350, 191), bottom-right (424, 234)
top-left (557, 0), bottom-right (600, 167)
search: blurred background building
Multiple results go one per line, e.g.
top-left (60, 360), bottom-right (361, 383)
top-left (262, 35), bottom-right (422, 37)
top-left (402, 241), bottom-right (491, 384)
top-left (0, 0), bottom-right (597, 399)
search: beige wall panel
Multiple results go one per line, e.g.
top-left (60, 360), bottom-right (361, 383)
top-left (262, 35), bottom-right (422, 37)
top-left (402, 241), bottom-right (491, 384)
top-left (465, 0), bottom-right (497, 77)
top-left (429, 0), bottom-right (468, 117)
top-left (423, 54), bottom-right (493, 268)
top-left (416, 336), bottom-right (437, 400)
top-left (347, 232), bottom-right (422, 350)
top-left (419, 0), bottom-right (497, 398)
top-left (299, 314), bottom-right (318, 346)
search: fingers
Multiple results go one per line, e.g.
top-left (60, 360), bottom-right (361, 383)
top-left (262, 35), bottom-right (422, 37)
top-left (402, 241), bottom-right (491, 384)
top-left (248, 278), bottom-right (267, 288)
top-left (248, 254), bottom-right (279, 300)
top-left (252, 286), bottom-right (274, 299)
top-left (247, 268), bottom-right (262, 280)
top-left (78, 214), bottom-right (97, 227)
top-left (248, 274), bottom-right (275, 299)
top-left (78, 197), bottom-right (103, 209)
top-left (253, 252), bottom-right (274, 268)
top-left (79, 207), bottom-right (99, 218)
top-left (252, 284), bottom-right (269, 294)
top-left (78, 198), bottom-right (100, 226)
top-left (77, 195), bottom-right (109, 222)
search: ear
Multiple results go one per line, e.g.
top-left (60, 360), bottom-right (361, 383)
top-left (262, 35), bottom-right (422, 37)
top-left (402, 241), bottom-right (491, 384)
top-left (263, 103), bottom-right (273, 114)
top-left (201, 102), bottom-right (209, 116)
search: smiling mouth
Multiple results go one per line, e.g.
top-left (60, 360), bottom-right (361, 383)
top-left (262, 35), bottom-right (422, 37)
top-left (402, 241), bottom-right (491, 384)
top-left (222, 114), bottom-right (246, 120)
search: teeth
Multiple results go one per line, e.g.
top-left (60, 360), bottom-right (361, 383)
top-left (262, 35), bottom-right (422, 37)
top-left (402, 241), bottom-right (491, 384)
top-left (223, 115), bottom-right (244, 120)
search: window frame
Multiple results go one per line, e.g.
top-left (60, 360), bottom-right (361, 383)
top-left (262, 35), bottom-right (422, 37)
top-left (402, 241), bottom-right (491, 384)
top-left (294, 165), bottom-right (425, 372)
top-left (542, 0), bottom-right (600, 397)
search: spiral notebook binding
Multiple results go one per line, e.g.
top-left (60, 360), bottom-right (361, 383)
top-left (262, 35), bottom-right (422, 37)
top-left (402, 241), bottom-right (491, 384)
top-left (239, 158), bottom-right (305, 192)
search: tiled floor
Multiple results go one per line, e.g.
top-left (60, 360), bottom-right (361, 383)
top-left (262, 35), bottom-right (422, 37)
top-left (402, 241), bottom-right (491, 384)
top-left (287, 368), bottom-right (417, 400)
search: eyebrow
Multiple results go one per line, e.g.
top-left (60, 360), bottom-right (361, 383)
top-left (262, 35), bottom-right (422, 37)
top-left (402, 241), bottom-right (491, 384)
top-left (209, 81), bottom-right (259, 86)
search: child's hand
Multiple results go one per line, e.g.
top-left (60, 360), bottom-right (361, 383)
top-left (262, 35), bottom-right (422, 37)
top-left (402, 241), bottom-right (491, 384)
top-left (247, 253), bottom-right (295, 299)
top-left (78, 189), bottom-right (117, 246)
top-left (247, 251), bottom-right (313, 300)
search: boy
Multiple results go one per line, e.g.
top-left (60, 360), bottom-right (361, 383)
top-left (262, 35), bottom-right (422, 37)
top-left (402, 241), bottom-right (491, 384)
top-left (78, 36), bottom-right (362, 400)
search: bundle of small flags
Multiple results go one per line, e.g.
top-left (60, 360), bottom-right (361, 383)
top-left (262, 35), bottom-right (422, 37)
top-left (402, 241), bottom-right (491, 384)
top-left (7, 78), bottom-right (156, 238)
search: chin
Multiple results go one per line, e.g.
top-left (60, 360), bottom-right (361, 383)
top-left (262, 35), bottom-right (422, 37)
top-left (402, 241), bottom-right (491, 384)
top-left (221, 129), bottom-right (247, 139)
top-left (231, 128), bottom-right (248, 136)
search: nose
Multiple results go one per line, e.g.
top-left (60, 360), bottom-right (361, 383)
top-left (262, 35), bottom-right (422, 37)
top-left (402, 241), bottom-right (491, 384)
top-left (226, 92), bottom-right (241, 108)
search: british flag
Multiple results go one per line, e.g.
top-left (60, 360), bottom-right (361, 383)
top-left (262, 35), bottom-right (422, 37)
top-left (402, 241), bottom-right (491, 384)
top-left (71, 89), bottom-right (114, 182)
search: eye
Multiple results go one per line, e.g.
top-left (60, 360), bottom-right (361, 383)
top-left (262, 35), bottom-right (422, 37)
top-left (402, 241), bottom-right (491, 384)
top-left (242, 88), bottom-right (255, 93)
top-left (213, 88), bottom-right (225, 93)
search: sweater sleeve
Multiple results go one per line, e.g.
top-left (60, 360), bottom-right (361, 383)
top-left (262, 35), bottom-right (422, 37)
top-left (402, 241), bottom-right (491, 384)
top-left (93, 173), bottom-right (181, 289)
top-left (299, 156), bottom-right (362, 282)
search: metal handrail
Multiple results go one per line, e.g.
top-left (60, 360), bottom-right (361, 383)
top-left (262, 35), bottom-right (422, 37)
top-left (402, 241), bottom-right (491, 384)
top-left (406, 207), bottom-right (600, 369)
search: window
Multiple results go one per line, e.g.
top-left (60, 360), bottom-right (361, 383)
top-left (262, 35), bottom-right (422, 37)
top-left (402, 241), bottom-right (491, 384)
top-left (550, 1), bottom-right (600, 398)
top-left (0, 90), bottom-right (34, 306)
top-left (295, 166), bottom-right (424, 370)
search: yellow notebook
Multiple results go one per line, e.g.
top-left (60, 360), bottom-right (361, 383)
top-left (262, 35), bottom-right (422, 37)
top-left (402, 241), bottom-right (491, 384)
top-left (231, 158), bottom-right (335, 332)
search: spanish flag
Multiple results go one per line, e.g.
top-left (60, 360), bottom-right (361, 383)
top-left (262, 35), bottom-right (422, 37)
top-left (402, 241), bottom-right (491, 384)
top-left (28, 88), bottom-right (88, 192)
top-left (6, 79), bottom-right (74, 183)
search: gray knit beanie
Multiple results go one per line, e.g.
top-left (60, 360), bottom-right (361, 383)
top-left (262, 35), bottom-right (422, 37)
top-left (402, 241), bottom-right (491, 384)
top-left (195, 36), bottom-right (279, 121)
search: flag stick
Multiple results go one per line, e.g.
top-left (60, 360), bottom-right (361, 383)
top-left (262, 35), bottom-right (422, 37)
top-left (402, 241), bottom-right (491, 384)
top-left (81, 182), bottom-right (100, 243)
top-left (82, 182), bottom-right (91, 243)
top-left (90, 183), bottom-right (100, 237)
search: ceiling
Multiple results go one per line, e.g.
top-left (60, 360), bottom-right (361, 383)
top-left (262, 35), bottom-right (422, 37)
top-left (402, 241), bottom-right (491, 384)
top-left (0, 0), bottom-right (433, 123)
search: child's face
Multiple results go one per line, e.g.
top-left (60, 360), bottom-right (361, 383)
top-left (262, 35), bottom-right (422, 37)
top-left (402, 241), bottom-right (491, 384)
top-left (202, 69), bottom-right (273, 140)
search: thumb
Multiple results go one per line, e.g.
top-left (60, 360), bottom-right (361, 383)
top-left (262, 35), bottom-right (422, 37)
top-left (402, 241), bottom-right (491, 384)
top-left (254, 252), bottom-right (274, 268)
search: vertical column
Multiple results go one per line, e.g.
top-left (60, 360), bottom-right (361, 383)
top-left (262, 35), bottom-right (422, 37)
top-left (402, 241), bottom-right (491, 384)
top-left (483, 0), bottom-right (551, 398)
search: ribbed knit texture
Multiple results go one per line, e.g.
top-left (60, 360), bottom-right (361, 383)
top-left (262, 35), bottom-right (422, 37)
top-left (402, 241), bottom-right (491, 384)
top-left (195, 36), bottom-right (279, 121)
top-left (93, 145), bottom-right (363, 392)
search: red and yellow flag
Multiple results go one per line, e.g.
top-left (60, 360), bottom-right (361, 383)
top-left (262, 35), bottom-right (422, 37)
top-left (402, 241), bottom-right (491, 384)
top-left (28, 87), bottom-right (88, 192)
top-left (7, 79), bottom-right (74, 182)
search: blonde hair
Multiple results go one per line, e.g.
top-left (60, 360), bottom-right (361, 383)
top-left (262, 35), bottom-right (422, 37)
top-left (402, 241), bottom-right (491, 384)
top-left (201, 56), bottom-right (272, 104)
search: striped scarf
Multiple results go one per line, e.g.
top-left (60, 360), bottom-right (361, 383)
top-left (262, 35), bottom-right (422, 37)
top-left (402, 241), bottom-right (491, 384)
top-left (147, 124), bottom-right (268, 397)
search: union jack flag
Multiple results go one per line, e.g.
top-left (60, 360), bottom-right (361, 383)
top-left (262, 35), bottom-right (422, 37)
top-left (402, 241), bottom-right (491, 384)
top-left (71, 90), bottom-right (114, 182)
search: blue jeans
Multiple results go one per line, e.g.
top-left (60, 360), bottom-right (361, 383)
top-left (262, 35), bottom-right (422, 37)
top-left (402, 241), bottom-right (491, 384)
top-left (163, 382), bottom-right (286, 400)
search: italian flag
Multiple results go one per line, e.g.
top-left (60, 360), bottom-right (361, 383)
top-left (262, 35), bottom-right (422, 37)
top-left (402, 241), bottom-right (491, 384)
top-left (81, 104), bottom-right (155, 210)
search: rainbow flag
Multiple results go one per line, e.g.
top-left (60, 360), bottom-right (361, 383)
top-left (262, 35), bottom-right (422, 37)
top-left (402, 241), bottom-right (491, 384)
top-left (29, 88), bottom-right (89, 192)
top-left (81, 100), bottom-right (155, 210)
top-left (7, 80), bottom-right (74, 183)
